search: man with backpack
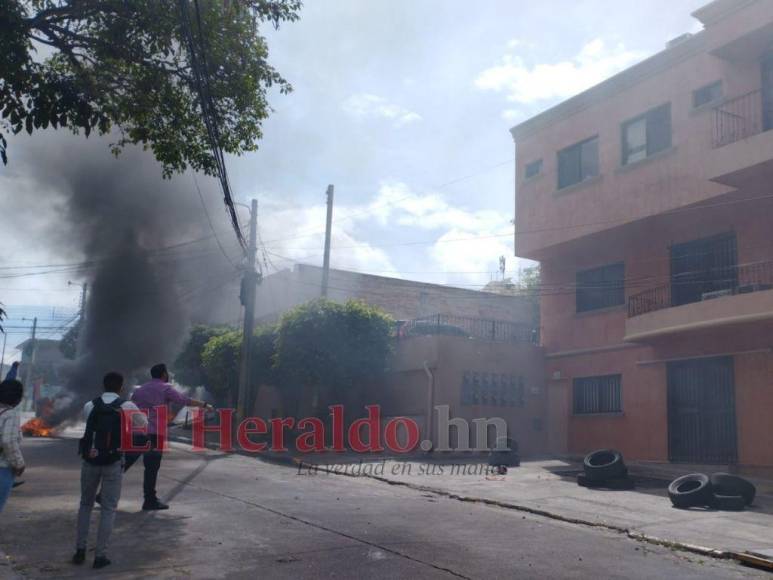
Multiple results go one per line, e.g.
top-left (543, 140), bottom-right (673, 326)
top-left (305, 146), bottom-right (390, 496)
top-left (73, 371), bottom-right (147, 570)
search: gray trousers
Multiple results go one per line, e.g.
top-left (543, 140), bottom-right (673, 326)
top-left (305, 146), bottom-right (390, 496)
top-left (76, 461), bottom-right (123, 558)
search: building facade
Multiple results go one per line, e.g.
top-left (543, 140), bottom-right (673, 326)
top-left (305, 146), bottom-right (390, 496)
top-left (513, 0), bottom-right (773, 467)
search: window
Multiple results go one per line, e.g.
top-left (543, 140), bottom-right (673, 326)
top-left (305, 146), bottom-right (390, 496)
top-left (524, 159), bottom-right (543, 179)
top-left (576, 262), bottom-right (625, 313)
top-left (557, 137), bottom-right (599, 189)
top-left (622, 103), bottom-right (672, 165)
top-left (693, 81), bottom-right (722, 108)
top-left (461, 371), bottom-right (525, 407)
top-left (573, 374), bottom-right (622, 414)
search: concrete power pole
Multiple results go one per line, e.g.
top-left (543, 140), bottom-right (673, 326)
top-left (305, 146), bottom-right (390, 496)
top-left (69, 281), bottom-right (88, 357)
top-left (237, 199), bottom-right (259, 424)
top-left (23, 317), bottom-right (38, 412)
top-left (0, 331), bottom-right (7, 376)
top-left (321, 185), bottom-right (334, 298)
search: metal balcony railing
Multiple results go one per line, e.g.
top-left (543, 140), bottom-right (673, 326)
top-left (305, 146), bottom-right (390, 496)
top-left (627, 261), bottom-right (773, 318)
top-left (713, 90), bottom-right (764, 148)
top-left (396, 314), bottom-right (537, 344)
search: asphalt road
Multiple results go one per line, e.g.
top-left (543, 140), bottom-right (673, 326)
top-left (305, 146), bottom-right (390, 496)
top-left (0, 438), bottom-right (766, 579)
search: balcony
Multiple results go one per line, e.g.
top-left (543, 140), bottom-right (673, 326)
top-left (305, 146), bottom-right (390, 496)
top-left (625, 261), bottom-right (773, 342)
top-left (708, 90), bottom-right (773, 188)
top-left (396, 314), bottom-right (537, 344)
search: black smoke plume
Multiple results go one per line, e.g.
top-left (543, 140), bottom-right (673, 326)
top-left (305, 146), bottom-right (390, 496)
top-left (0, 132), bottom-right (243, 424)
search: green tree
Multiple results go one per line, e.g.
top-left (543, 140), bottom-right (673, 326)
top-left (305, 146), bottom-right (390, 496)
top-left (273, 299), bottom-right (393, 416)
top-left (0, 0), bottom-right (301, 174)
top-left (173, 324), bottom-right (229, 387)
top-left (199, 324), bottom-right (278, 406)
top-left (200, 328), bottom-right (241, 402)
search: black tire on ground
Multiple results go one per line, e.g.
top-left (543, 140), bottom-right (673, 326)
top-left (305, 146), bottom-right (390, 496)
top-left (712, 494), bottom-right (746, 511)
top-left (583, 449), bottom-right (626, 481)
top-left (668, 473), bottom-right (713, 508)
top-left (710, 473), bottom-right (756, 506)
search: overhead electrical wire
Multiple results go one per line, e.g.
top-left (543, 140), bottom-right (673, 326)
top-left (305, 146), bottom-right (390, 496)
top-left (179, 0), bottom-right (246, 251)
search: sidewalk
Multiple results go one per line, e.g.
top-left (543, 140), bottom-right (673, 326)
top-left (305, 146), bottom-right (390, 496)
top-left (299, 455), bottom-right (773, 560)
top-left (168, 427), bottom-right (773, 565)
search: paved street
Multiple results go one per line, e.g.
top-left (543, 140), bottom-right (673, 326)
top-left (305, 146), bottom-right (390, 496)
top-left (0, 438), bottom-right (767, 579)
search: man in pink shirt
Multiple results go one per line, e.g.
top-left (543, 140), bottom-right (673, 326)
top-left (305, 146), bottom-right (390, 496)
top-left (125, 363), bottom-right (210, 510)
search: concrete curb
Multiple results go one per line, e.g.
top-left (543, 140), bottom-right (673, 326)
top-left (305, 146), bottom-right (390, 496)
top-left (298, 461), bottom-right (741, 562)
top-left (167, 435), bottom-right (762, 567)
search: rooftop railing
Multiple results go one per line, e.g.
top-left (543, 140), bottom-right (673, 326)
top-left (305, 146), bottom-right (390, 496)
top-left (396, 314), bottom-right (537, 344)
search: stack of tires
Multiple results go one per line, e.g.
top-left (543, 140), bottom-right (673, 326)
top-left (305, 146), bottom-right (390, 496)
top-left (668, 473), bottom-right (756, 510)
top-left (577, 449), bottom-right (635, 490)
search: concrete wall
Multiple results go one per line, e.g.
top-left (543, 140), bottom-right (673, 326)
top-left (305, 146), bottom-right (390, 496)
top-left (379, 335), bottom-right (547, 456)
top-left (254, 264), bottom-right (535, 325)
top-left (250, 335), bottom-right (548, 456)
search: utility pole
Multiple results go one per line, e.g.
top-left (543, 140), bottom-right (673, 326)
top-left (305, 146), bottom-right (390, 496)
top-left (0, 331), bottom-right (7, 376)
top-left (22, 317), bottom-right (38, 413)
top-left (69, 281), bottom-right (88, 357)
top-left (237, 199), bottom-right (259, 424)
top-left (321, 184), bottom-right (334, 298)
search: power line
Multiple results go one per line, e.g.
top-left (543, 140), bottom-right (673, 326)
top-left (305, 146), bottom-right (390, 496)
top-left (179, 0), bottom-right (246, 251)
top-left (260, 158), bottom-right (516, 246)
top-left (262, 192), bottom-right (773, 253)
top-left (192, 172), bottom-right (240, 270)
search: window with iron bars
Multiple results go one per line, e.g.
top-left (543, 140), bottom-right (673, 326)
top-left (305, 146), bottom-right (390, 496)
top-left (573, 374), bottom-right (622, 415)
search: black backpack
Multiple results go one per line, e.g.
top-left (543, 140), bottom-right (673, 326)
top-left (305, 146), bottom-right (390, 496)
top-left (79, 397), bottom-right (124, 465)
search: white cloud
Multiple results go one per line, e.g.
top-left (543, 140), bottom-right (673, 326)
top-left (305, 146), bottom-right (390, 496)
top-left (475, 38), bottom-right (646, 105)
top-left (345, 182), bottom-right (519, 286)
top-left (341, 93), bottom-right (422, 127)
top-left (363, 182), bottom-right (508, 234)
top-left (257, 196), bottom-right (397, 276)
top-left (501, 109), bottom-right (523, 122)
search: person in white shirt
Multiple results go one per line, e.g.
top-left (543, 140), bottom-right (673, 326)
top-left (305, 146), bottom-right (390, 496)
top-left (0, 379), bottom-right (25, 513)
top-left (73, 372), bottom-right (147, 570)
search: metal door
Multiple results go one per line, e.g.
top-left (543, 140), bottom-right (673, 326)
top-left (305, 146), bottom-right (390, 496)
top-left (667, 357), bottom-right (737, 464)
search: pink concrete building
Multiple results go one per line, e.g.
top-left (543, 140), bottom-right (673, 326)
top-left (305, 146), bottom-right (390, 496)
top-left (512, 0), bottom-right (773, 467)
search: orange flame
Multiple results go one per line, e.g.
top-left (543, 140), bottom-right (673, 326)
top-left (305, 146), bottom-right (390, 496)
top-left (21, 418), bottom-right (55, 438)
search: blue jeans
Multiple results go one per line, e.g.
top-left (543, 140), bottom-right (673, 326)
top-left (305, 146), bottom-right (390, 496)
top-left (0, 467), bottom-right (14, 513)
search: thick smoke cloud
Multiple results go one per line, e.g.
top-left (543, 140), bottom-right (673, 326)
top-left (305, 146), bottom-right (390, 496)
top-left (0, 132), bottom-right (243, 424)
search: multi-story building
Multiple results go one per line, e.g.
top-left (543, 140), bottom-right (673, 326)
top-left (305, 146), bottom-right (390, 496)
top-left (512, 0), bottom-right (773, 467)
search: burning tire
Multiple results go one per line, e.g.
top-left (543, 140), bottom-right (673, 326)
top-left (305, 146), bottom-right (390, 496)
top-left (710, 473), bottom-right (756, 506)
top-left (668, 474), bottom-right (713, 508)
top-left (582, 449), bottom-right (626, 481)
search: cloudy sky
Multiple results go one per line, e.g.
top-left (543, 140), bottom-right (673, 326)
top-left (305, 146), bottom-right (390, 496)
top-left (1, 0), bottom-right (708, 332)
